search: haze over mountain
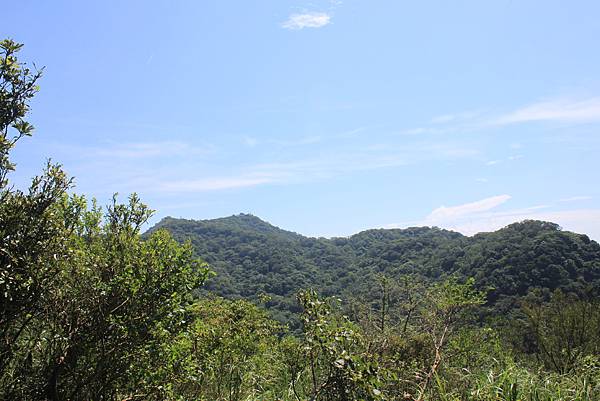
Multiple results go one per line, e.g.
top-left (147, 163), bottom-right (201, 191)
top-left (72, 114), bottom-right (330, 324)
top-left (149, 214), bottom-right (600, 326)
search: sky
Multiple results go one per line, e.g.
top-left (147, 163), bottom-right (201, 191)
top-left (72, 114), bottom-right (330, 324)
top-left (3, 1), bottom-right (600, 239)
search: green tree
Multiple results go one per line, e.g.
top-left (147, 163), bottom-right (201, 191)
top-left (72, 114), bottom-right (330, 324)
top-left (292, 290), bottom-right (383, 401)
top-left (0, 39), bottom-right (74, 396)
top-left (415, 277), bottom-right (485, 400)
top-left (161, 297), bottom-right (284, 401)
top-left (523, 290), bottom-right (600, 374)
top-left (0, 40), bottom-right (209, 400)
top-left (0, 39), bottom-right (43, 187)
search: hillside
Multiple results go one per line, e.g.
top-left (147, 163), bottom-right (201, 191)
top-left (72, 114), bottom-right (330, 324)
top-left (149, 215), bottom-right (600, 324)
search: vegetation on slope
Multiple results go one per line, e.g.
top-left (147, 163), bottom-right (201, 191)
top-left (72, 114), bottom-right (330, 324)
top-left (151, 214), bottom-right (600, 327)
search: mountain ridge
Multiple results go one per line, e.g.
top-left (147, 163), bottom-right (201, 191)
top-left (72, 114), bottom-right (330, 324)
top-left (153, 213), bottom-right (471, 240)
top-left (148, 215), bottom-right (600, 326)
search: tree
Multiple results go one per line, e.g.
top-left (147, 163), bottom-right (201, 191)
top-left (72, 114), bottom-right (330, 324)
top-left (160, 297), bottom-right (283, 400)
top-left (0, 39), bottom-right (74, 396)
top-left (0, 39), bottom-right (43, 188)
top-left (523, 290), bottom-right (600, 374)
top-left (0, 40), bottom-right (209, 400)
top-left (291, 290), bottom-right (383, 401)
top-left (415, 277), bottom-right (485, 400)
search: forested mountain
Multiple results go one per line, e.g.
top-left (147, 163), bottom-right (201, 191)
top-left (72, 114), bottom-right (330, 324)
top-left (149, 215), bottom-right (600, 324)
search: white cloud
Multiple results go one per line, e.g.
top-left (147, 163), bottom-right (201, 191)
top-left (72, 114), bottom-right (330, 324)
top-left (396, 95), bottom-right (600, 139)
top-left (243, 142), bottom-right (478, 186)
top-left (446, 208), bottom-right (600, 241)
top-left (281, 12), bottom-right (331, 30)
top-left (486, 160), bottom-right (501, 166)
top-left (145, 140), bottom-right (479, 194)
top-left (387, 195), bottom-right (600, 241)
top-left (493, 97), bottom-right (600, 125)
top-left (425, 195), bottom-right (512, 224)
top-left (559, 196), bottom-right (592, 202)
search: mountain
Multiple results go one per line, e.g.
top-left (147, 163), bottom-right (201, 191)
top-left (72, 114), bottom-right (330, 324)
top-left (148, 215), bottom-right (600, 325)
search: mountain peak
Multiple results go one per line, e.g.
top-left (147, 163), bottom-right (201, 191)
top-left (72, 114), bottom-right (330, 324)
top-left (151, 213), bottom-right (298, 238)
top-left (212, 213), bottom-right (280, 233)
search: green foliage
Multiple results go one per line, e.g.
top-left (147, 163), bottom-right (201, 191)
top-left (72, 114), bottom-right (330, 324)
top-left (159, 297), bottom-right (284, 401)
top-left (152, 216), bottom-right (600, 328)
top-left (415, 278), bottom-right (486, 399)
top-left (1, 194), bottom-right (209, 400)
top-left (0, 163), bottom-right (73, 398)
top-left (521, 290), bottom-right (600, 374)
top-left (0, 39), bottom-right (73, 397)
top-left (293, 290), bottom-right (384, 401)
top-left (0, 40), bottom-right (209, 400)
top-left (464, 355), bottom-right (600, 401)
top-left (0, 39), bottom-right (43, 188)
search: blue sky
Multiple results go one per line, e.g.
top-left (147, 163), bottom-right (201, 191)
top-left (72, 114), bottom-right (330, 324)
top-left (3, 1), bottom-right (600, 239)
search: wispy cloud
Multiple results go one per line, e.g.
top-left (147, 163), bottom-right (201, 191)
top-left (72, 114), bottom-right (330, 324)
top-left (386, 195), bottom-right (600, 240)
top-left (143, 140), bottom-right (479, 194)
top-left (425, 195), bottom-right (512, 224)
top-left (559, 196), bottom-right (592, 202)
top-left (281, 12), bottom-right (331, 30)
top-left (493, 96), bottom-right (600, 125)
top-left (397, 95), bottom-right (600, 140)
top-left (444, 208), bottom-right (600, 241)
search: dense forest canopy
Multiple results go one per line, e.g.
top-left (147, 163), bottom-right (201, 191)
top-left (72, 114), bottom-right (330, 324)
top-left (150, 214), bottom-right (600, 327)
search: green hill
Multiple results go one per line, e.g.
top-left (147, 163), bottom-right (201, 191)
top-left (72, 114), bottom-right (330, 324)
top-left (148, 215), bottom-right (600, 324)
